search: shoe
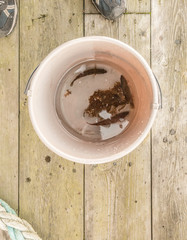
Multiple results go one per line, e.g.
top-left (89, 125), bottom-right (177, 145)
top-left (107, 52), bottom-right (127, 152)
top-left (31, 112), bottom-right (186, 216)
top-left (0, 0), bottom-right (17, 37)
top-left (92, 0), bottom-right (126, 20)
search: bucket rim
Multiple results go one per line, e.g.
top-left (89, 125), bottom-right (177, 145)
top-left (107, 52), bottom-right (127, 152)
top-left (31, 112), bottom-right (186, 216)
top-left (28, 36), bottom-right (159, 164)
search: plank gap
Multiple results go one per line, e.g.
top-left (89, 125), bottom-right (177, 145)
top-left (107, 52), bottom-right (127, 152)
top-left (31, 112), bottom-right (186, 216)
top-left (83, 165), bottom-right (86, 240)
top-left (18, 0), bottom-right (21, 217)
top-left (150, 1), bottom-right (153, 239)
top-left (150, 131), bottom-right (153, 240)
top-left (83, 3), bottom-right (86, 240)
top-left (83, 0), bottom-right (85, 37)
top-left (84, 12), bottom-right (151, 15)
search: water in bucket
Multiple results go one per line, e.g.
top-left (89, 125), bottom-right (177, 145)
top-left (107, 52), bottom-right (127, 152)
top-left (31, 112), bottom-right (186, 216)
top-left (55, 59), bottom-right (137, 142)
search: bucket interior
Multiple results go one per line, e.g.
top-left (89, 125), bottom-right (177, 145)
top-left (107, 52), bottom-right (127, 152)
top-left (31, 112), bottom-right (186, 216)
top-left (29, 38), bottom-right (156, 163)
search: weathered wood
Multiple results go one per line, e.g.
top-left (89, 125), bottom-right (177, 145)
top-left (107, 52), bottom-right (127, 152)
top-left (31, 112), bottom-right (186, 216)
top-left (19, 1), bottom-right (83, 239)
top-left (126, 0), bottom-right (150, 13)
top-left (85, 0), bottom-right (150, 14)
top-left (85, 0), bottom-right (98, 14)
top-left (0, 23), bottom-right (18, 211)
top-left (1, 1), bottom-right (186, 240)
top-left (152, 0), bottom-right (187, 239)
top-left (119, 14), bottom-right (150, 62)
top-left (85, 14), bottom-right (119, 37)
top-left (85, 14), bottom-right (151, 240)
top-left (0, 230), bottom-right (11, 240)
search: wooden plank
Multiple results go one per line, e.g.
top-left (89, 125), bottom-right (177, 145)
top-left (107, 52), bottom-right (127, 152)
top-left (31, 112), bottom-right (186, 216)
top-left (19, 1), bottom-right (83, 240)
top-left (85, 0), bottom-right (98, 14)
top-left (85, 14), bottom-right (151, 240)
top-left (152, 0), bottom-right (187, 239)
top-left (119, 14), bottom-right (150, 62)
top-left (85, 14), bottom-right (119, 37)
top-left (0, 20), bottom-right (19, 210)
top-left (126, 0), bottom-right (150, 13)
top-left (85, 0), bottom-right (150, 14)
top-left (0, 231), bottom-right (11, 240)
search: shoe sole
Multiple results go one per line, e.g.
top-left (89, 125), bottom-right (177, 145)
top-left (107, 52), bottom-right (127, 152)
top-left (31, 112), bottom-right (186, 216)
top-left (92, 0), bottom-right (126, 20)
top-left (6, 0), bottom-right (17, 36)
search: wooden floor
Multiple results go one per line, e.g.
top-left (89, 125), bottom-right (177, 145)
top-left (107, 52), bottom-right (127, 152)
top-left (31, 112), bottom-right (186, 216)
top-left (0, 0), bottom-right (186, 239)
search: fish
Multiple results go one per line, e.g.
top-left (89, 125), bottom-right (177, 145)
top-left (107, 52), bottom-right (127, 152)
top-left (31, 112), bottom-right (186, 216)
top-left (89, 111), bottom-right (129, 126)
top-left (120, 75), bottom-right (134, 107)
top-left (70, 68), bottom-right (107, 86)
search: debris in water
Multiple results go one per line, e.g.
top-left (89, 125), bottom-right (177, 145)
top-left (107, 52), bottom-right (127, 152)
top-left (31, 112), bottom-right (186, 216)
top-left (64, 89), bottom-right (72, 97)
top-left (89, 111), bottom-right (129, 126)
top-left (84, 82), bottom-right (127, 118)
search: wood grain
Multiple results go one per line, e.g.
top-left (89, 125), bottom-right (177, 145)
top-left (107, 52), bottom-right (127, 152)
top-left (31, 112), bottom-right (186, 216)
top-left (119, 14), bottom-right (150, 62)
top-left (85, 14), bottom-right (119, 37)
top-left (152, 0), bottom-right (187, 239)
top-left (85, 13), bottom-right (151, 240)
top-left (19, 1), bottom-right (83, 239)
top-left (0, 17), bottom-right (19, 211)
top-left (1, 1), bottom-right (186, 240)
top-left (85, 0), bottom-right (150, 14)
top-left (126, 0), bottom-right (150, 13)
top-left (0, 230), bottom-right (11, 240)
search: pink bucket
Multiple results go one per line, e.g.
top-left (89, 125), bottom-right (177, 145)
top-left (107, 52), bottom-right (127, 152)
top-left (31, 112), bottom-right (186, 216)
top-left (25, 37), bottom-right (161, 164)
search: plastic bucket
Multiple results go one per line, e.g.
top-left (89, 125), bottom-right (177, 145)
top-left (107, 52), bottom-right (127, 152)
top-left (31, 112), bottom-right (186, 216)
top-left (25, 36), bottom-right (161, 164)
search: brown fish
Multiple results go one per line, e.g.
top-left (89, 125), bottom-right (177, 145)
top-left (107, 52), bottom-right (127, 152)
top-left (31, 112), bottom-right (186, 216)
top-left (120, 75), bottom-right (134, 107)
top-left (70, 68), bottom-right (107, 86)
top-left (89, 111), bottom-right (129, 126)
